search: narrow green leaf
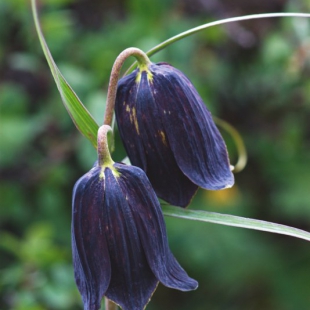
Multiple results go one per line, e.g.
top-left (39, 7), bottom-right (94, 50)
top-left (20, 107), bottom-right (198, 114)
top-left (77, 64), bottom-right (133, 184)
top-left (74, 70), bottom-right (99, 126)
top-left (31, 0), bottom-right (99, 148)
top-left (147, 12), bottom-right (310, 57)
top-left (162, 205), bottom-right (310, 242)
top-left (125, 12), bottom-right (310, 74)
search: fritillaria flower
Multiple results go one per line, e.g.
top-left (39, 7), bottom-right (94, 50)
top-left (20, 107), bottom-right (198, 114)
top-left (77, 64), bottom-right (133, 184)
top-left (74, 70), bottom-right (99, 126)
top-left (72, 125), bottom-right (197, 310)
top-left (115, 62), bottom-right (234, 207)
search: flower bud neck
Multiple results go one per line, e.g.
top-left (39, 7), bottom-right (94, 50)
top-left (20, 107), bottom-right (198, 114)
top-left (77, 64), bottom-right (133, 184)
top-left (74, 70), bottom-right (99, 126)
top-left (97, 125), bottom-right (115, 172)
top-left (104, 48), bottom-right (151, 127)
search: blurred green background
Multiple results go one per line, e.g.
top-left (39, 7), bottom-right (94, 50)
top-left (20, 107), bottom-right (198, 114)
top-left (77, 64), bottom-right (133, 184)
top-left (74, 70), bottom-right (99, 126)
top-left (1, 0), bottom-right (310, 309)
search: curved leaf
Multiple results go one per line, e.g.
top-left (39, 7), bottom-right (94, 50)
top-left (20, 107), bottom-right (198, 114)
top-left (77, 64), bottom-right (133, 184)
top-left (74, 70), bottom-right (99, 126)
top-left (162, 205), bottom-right (310, 242)
top-left (125, 12), bottom-right (310, 74)
top-left (31, 0), bottom-right (99, 148)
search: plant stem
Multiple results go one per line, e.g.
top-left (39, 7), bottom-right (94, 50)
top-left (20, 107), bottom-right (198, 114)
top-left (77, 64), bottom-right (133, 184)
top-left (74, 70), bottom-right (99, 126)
top-left (105, 298), bottom-right (118, 310)
top-left (97, 125), bottom-right (114, 166)
top-left (104, 47), bottom-right (151, 126)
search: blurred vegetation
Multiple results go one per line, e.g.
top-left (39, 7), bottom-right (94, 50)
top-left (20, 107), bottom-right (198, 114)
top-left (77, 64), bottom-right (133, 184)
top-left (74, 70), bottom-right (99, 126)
top-left (1, 0), bottom-right (310, 309)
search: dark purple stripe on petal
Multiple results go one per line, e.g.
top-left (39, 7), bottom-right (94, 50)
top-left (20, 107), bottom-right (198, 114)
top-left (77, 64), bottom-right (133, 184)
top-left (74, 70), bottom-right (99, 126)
top-left (72, 166), bottom-right (111, 310)
top-left (115, 163), bottom-right (198, 291)
top-left (103, 167), bottom-right (158, 310)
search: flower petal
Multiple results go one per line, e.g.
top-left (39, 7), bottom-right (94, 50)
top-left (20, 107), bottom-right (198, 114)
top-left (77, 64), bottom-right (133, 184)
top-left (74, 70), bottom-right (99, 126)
top-left (103, 167), bottom-right (158, 310)
top-left (115, 163), bottom-right (198, 291)
top-left (72, 166), bottom-right (111, 310)
top-left (115, 74), bottom-right (147, 170)
top-left (150, 63), bottom-right (234, 190)
top-left (116, 72), bottom-right (198, 207)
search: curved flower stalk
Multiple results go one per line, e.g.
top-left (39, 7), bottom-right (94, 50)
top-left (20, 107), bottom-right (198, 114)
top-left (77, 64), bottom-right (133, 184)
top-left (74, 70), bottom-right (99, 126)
top-left (72, 125), bottom-right (197, 310)
top-left (115, 62), bottom-right (234, 207)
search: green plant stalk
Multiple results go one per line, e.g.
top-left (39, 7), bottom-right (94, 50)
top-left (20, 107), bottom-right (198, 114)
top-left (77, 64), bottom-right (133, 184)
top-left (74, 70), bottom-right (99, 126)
top-left (97, 125), bottom-right (114, 166)
top-left (125, 12), bottom-right (310, 74)
top-left (104, 48), bottom-right (150, 126)
top-left (162, 205), bottom-right (310, 242)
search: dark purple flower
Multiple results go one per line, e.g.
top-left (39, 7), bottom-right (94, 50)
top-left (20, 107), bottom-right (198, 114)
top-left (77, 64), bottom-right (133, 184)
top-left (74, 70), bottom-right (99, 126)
top-left (72, 161), bottom-right (197, 310)
top-left (115, 62), bottom-right (234, 208)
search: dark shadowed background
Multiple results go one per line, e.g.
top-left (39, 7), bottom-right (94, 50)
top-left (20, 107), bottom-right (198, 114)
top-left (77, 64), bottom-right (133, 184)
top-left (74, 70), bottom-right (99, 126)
top-left (1, 0), bottom-right (310, 309)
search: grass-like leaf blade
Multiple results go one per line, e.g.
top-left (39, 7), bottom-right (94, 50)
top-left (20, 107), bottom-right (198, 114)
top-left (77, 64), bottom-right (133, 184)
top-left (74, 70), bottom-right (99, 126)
top-left (31, 0), bottom-right (99, 148)
top-left (162, 205), bottom-right (310, 242)
top-left (125, 12), bottom-right (310, 75)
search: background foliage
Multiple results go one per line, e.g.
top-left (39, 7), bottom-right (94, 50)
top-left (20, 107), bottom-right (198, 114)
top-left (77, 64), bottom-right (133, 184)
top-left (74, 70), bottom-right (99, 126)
top-left (1, 0), bottom-right (310, 309)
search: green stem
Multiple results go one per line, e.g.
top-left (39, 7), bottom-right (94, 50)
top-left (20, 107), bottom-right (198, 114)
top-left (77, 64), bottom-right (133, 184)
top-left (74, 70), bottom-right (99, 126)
top-left (97, 125), bottom-right (114, 166)
top-left (104, 48), bottom-right (151, 126)
top-left (125, 12), bottom-right (310, 75)
top-left (213, 116), bottom-right (247, 173)
top-left (105, 298), bottom-right (118, 310)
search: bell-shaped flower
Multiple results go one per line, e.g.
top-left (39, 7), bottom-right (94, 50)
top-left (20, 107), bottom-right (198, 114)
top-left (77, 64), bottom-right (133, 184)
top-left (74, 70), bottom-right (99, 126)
top-left (115, 62), bottom-right (234, 207)
top-left (72, 125), bottom-right (197, 310)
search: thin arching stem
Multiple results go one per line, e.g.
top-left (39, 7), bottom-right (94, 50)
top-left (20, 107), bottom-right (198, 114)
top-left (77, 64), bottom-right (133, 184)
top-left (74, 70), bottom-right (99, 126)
top-left (104, 47), bottom-right (151, 126)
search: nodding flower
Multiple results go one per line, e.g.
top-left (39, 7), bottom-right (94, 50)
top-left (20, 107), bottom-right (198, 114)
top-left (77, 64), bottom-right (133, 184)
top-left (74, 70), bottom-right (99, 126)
top-left (115, 62), bottom-right (234, 207)
top-left (71, 125), bottom-right (197, 310)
